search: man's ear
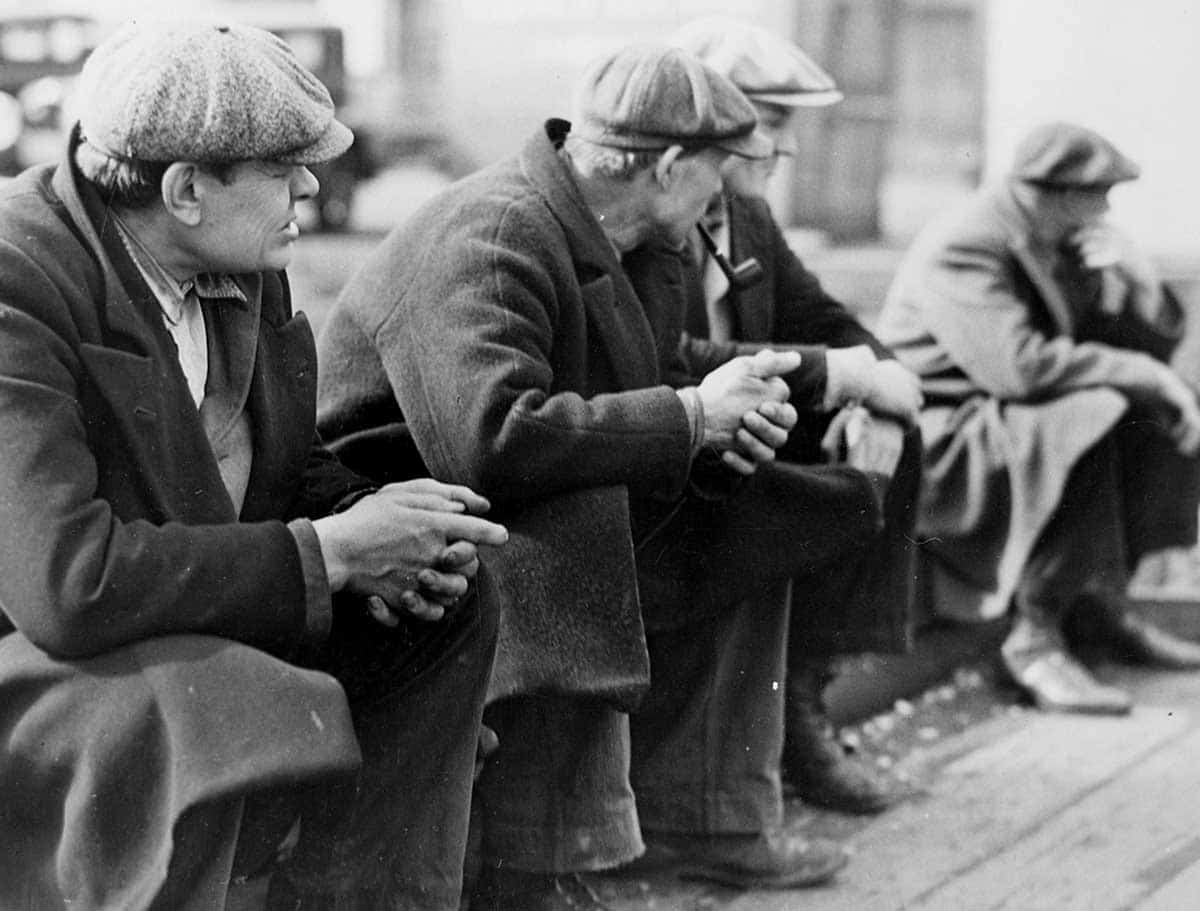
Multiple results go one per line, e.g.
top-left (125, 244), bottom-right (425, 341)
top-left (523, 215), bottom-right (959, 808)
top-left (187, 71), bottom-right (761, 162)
top-left (160, 162), bottom-right (204, 227)
top-left (653, 145), bottom-right (686, 188)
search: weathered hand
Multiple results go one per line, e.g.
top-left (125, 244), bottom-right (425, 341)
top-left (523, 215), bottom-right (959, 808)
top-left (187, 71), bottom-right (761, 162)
top-left (696, 349), bottom-right (801, 457)
top-left (1156, 367), bottom-right (1200, 457)
top-left (1073, 223), bottom-right (1159, 295)
top-left (724, 399), bottom-right (799, 474)
top-left (314, 482), bottom-right (508, 625)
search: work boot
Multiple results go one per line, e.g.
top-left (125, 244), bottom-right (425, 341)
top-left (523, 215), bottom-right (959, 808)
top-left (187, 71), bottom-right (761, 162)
top-left (470, 865), bottom-right (613, 911)
top-left (783, 664), bottom-right (899, 814)
top-left (646, 826), bottom-right (848, 889)
top-left (1002, 614), bottom-right (1131, 715)
top-left (1067, 591), bottom-right (1200, 669)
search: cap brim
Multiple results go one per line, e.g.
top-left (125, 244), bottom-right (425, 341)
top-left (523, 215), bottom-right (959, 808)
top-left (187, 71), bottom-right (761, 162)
top-left (276, 117), bottom-right (354, 165)
top-left (748, 88), bottom-right (844, 108)
top-left (716, 128), bottom-right (775, 160)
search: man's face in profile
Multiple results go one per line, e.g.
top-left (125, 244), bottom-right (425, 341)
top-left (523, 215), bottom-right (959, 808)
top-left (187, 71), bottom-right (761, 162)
top-left (1039, 185), bottom-right (1111, 241)
top-left (190, 160), bottom-right (320, 273)
top-left (721, 103), bottom-right (795, 200)
top-left (649, 146), bottom-right (729, 245)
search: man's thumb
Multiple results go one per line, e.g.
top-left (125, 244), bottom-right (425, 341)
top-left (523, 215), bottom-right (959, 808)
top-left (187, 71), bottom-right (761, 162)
top-left (750, 347), bottom-right (802, 377)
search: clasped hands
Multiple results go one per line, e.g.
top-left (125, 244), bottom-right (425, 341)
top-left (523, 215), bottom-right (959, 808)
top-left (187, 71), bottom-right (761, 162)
top-left (695, 348), bottom-right (802, 475)
top-left (313, 478), bottom-right (509, 627)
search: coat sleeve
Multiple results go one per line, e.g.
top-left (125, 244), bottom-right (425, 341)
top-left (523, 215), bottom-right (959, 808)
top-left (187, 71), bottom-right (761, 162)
top-left (0, 246), bottom-right (315, 661)
top-left (360, 200), bottom-right (695, 505)
top-left (918, 230), bottom-right (1171, 402)
top-left (764, 201), bottom-right (892, 359)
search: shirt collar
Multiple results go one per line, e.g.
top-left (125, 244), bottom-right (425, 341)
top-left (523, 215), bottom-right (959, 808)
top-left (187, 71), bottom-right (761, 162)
top-left (113, 215), bottom-right (248, 318)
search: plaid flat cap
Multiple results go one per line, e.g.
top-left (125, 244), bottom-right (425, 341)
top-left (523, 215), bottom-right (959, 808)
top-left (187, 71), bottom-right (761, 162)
top-left (573, 43), bottom-right (773, 159)
top-left (76, 19), bottom-right (352, 165)
top-left (1011, 122), bottom-right (1140, 189)
top-left (670, 16), bottom-right (843, 108)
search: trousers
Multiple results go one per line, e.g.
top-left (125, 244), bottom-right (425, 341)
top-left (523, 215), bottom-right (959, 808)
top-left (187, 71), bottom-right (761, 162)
top-left (268, 578), bottom-right (499, 910)
top-left (1017, 414), bottom-right (1200, 618)
top-left (475, 588), bottom-right (790, 871)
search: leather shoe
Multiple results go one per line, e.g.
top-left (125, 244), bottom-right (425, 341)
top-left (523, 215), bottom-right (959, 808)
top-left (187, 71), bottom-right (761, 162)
top-left (1067, 592), bottom-right (1200, 669)
top-left (646, 827), bottom-right (848, 889)
top-left (470, 866), bottom-right (613, 911)
top-left (1002, 617), bottom-right (1131, 715)
top-left (784, 673), bottom-right (899, 814)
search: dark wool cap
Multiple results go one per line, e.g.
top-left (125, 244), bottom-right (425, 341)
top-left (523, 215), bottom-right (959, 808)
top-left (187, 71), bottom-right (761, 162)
top-left (1011, 122), bottom-right (1140, 190)
top-left (573, 43), bottom-right (773, 159)
top-left (670, 16), bottom-right (843, 108)
top-left (76, 19), bottom-right (353, 165)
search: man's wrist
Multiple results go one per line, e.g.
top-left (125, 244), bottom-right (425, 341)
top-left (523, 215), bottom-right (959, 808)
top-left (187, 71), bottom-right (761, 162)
top-left (676, 386), bottom-right (707, 458)
top-left (823, 346), bottom-right (875, 411)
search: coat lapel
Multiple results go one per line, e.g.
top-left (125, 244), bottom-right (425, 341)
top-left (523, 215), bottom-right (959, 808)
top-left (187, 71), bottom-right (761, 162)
top-left (726, 196), bottom-right (774, 341)
top-left (52, 129), bottom-right (239, 524)
top-left (521, 121), bottom-right (660, 390)
top-left (51, 129), bottom-right (164, 358)
top-left (995, 186), bottom-right (1076, 337)
top-left (240, 273), bottom-right (318, 522)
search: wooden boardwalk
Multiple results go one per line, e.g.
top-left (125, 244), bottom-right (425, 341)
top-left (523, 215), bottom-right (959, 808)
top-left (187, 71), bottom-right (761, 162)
top-left (588, 649), bottom-right (1200, 911)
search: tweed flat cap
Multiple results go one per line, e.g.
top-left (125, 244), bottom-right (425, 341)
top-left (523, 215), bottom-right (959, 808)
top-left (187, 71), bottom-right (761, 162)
top-left (1011, 122), bottom-right (1140, 189)
top-left (75, 19), bottom-right (352, 165)
top-left (573, 43), bottom-right (773, 159)
top-left (669, 16), bottom-right (843, 108)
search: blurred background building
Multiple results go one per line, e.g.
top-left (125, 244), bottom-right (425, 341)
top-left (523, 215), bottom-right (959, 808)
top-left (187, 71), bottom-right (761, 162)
top-left (0, 0), bottom-right (1197, 258)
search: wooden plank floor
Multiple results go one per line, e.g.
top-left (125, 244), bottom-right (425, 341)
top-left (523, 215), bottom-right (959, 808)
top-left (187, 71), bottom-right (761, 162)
top-left (590, 655), bottom-right (1200, 911)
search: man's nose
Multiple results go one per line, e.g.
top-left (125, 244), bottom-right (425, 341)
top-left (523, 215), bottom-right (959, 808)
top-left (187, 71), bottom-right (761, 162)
top-left (292, 166), bottom-right (320, 201)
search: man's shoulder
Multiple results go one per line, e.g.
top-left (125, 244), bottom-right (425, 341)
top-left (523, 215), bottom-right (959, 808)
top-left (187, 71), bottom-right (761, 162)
top-left (0, 165), bottom-right (75, 245)
top-left (902, 187), bottom-right (1015, 268)
top-left (0, 165), bottom-right (95, 297)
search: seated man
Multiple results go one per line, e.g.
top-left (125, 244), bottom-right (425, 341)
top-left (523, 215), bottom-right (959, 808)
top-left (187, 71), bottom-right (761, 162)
top-left (876, 122), bottom-right (1200, 715)
top-left (318, 43), bottom-right (858, 906)
top-left (668, 16), bottom-right (923, 814)
top-left (0, 20), bottom-right (507, 911)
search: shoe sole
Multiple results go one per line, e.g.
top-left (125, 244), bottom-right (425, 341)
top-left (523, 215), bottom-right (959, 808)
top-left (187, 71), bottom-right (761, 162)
top-left (1031, 694), bottom-right (1132, 716)
top-left (676, 853), bottom-right (849, 890)
top-left (796, 790), bottom-right (896, 815)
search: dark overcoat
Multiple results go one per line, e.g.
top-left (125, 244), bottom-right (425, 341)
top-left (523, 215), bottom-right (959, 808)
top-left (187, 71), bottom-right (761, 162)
top-left (876, 182), bottom-right (1189, 620)
top-left (317, 121), bottom-right (873, 705)
top-left (668, 193), bottom-right (915, 653)
top-left (678, 193), bottom-right (890, 408)
top-left (0, 134), bottom-right (363, 907)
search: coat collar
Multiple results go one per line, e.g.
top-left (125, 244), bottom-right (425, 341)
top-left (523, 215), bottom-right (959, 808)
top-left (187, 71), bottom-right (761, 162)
top-left (51, 126), bottom-right (260, 351)
top-left (992, 182), bottom-right (1076, 336)
top-left (521, 120), bottom-right (659, 389)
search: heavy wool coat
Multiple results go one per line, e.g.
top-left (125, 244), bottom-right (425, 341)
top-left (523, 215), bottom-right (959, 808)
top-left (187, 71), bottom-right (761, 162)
top-left (317, 120), bottom-right (863, 706)
top-left (0, 133), bottom-right (363, 908)
top-left (677, 193), bottom-right (891, 408)
top-left (668, 192), bottom-right (914, 654)
top-left (876, 182), bottom-right (1190, 620)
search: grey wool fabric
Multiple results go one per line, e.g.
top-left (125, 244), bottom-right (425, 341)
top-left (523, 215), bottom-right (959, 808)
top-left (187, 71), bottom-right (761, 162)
top-left (75, 19), bottom-right (352, 165)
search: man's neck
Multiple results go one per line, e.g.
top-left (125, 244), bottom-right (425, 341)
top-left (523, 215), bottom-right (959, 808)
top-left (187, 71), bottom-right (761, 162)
top-left (113, 207), bottom-right (200, 284)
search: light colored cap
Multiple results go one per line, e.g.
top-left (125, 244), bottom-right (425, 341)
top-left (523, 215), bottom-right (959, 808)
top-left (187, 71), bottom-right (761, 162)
top-left (76, 19), bottom-right (352, 165)
top-left (670, 16), bottom-right (843, 108)
top-left (1011, 122), bottom-right (1140, 189)
top-left (573, 43), bottom-right (773, 160)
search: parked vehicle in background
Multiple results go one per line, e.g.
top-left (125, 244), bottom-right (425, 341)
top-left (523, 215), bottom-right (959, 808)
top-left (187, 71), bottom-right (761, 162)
top-left (251, 11), bottom-right (375, 230)
top-left (0, 9), bottom-right (373, 231)
top-left (0, 13), bottom-right (98, 177)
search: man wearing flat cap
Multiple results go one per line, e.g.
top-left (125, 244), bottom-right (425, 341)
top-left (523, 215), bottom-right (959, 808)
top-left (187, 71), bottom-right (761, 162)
top-left (318, 42), bottom-right (856, 907)
top-left (877, 121), bottom-right (1200, 715)
top-left (0, 19), bottom-right (509, 911)
top-left (668, 16), bottom-right (924, 816)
